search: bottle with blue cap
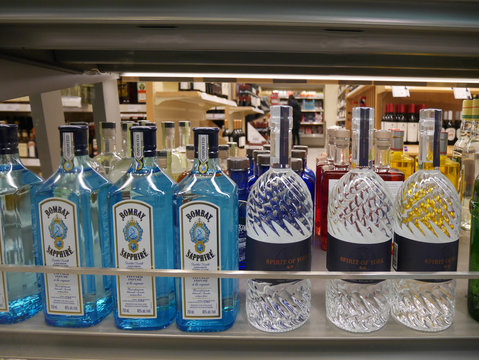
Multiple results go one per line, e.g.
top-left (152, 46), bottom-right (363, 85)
top-left (326, 107), bottom-right (394, 333)
top-left (109, 125), bottom-right (176, 330)
top-left (33, 124), bottom-right (113, 327)
top-left (174, 127), bottom-right (239, 332)
top-left (392, 108), bottom-right (461, 332)
top-left (0, 124), bottom-right (43, 324)
top-left (246, 105), bottom-right (313, 333)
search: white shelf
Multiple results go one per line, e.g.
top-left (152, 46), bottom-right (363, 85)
top-left (301, 122), bottom-right (323, 125)
top-left (0, 103), bottom-right (147, 113)
top-left (300, 134), bottom-right (324, 138)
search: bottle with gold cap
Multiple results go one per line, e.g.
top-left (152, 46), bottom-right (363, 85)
top-left (390, 129), bottom-right (415, 180)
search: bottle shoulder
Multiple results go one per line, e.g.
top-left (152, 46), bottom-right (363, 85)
top-left (175, 172), bottom-right (237, 199)
top-left (110, 169), bottom-right (176, 196)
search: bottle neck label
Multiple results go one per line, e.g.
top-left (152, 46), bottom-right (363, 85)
top-left (0, 214), bottom-right (8, 312)
top-left (40, 198), bottom-right (84, 315)
top-left (179, 201), bottom-right (222, 319)
top-left (133, 132), bottom-right (144, 171)
top-left (197, 134), bottom-right (209, 174)
top-left (62, 132), bottom-right (75, 172)
top-left (326, 233), bottom-right (391, 284)
top-left (393, 232), bottom-right (458, 282)
top-left (113, 200), bottom-right (156, 318)
top-left (238, 200), bottom-right (246, 269)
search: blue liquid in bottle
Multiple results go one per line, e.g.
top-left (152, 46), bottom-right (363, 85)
top-left (174, 127), bottom-right (239, 332)
top-left (109, 125), bottom-right (176, 330)
top-left (33, 125), bottom-right (113, 327)
top-left (291, 149), bottom-right (315, 203)
top-left (0, 124), bottom-right (43, 324)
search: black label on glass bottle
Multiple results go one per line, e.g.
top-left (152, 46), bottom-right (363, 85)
top-left (327, 233), bottom-right (391, 284)
top-left (238, 200), bottom-right (246, 269)
top-left (393, 232), bottom-right (458, 283)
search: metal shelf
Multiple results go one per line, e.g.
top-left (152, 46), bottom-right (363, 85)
top-left (301, 122), bottom-right (323, 125)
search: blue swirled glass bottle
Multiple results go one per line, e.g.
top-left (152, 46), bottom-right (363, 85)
top-left (246, 105), bottom-right (313, 333)
top-left (109, 125), bottom-right (176, 330)
top-left (0, 124), bottom-right (43, 323)
top-left (174, 127), bottom-right (239, 332)
top-left (326, 107), bottom-right (393, 333)
top-left (33, 124), bottom-right (113, 327)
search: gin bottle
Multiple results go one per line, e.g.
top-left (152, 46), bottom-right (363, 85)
top-left (256, 153), bottom-right (271, 177)
top-left (92, 122), bottom-right (122, 183)
top-left (109, 125), bottom-right (176, 330)
top-left (162, 121), bottom-right (186, 182)
top-left (174, 127), bottom-right (239, 332)
top-left (112, 121), bottom-right (135, 180)
top-left (0, 124), bottom-right (43, 324)
top-left (392, 109), bottom-right (461, 332)
top-left (326, 107), bottom-right (393, 333)
top-left (246, 105), bottom-right (313, 333)
top-left (246, 146), bottom-right (262, 177)
top-left (34, 125), bottom-right (113, 327)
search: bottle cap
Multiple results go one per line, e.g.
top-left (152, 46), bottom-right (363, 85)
top-left (397, 104), bottom-right (406, 113)
top-left (462, 99), bottom-right (473, 120)
top-left (419, 108), bottom-right (442, 168)
top-left (218, 144), bottom-right (229, 159)
top-left (291, 149), bottom-right (307, 160)
top-left (440, 131), bottom-right (448, 155)
top-left (121, 121), bottom-right (135, 130)
top-left (473, 99), bottom-right (479, 119)
top-left (194, 127), bottom-right (219, 160)
top-left (100, 122), bottom-right (116, 129)
top-left (293, 145), bottom-right (308, 155)
top-left (352, 107), bottom-right (374, 167)
top-left (270, 105), bottom-right (292, 129)
top-left (130, 125), bottom-right (157, 158)
top-left (0, 124), bottom-right (18, 154)
top-left (253, 149), bottom-right (269, 163)
top-left (375, 130), bottom-right (391, 149)
top-left (257, 153), bottom-right (271, 165)
top-left (290, 157), bottom-right (303, 172)
top-left (227, 157), bottom-right (249, 171)
top-left (335, 129), bottom-right (350, 147)
top-left (161, 121), bottom-right (175, 128)
top-left (407, 104), bottom-right (416, 113)
top-left (246, 146), bottom-right (262, 158)
top-left (391, 129), bottom-right (404, 150)
top-left (179, 121), bottom-right (190, 127)
top-left (263, 144), bottom-right (271, 151)
top-left (59, 124), bottom-right (89, 157)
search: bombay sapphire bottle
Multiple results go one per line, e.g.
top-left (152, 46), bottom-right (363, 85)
top-left (109, 125), bottom-right (176, 330)
top-left (174, 127), bottom-right (239, 332)
top-left (33, 125), bottom-right (113, 327)
top-left (0, 124), bottom-right (43, 324)
top-left (246, 105), bottom-right (313, 332)
top-left (392, 109), bottom-right (461, 332)
top-left (326, 107), bottom-right (394, 333)
top-left (227, 157), bottom-right (249, 270)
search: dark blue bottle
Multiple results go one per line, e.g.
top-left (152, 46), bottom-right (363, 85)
top-left (247, 150), bottom-right (269, 190)
top-left (257, 154), bottom-right (271, 177)
top-left (293, 146), bottom-right (316, 183)
top-left (291, 149), bottom-right (315, 203)
top-left (246, 146), bottom-right (262, 178)
top-left (227, 157), bottom-right (249, 270)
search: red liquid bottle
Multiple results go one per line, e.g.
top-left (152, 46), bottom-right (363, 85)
top-left (317, 128), bottom-right (350, 250)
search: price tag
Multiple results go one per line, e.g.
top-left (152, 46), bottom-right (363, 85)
top-left (453, 88), bottom-right (471, 99)
top-left (392, 86), bottom-right (410, 98)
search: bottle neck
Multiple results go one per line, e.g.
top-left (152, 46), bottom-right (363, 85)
top-left (270, 116), bottom-right (291, 168)
top-left (178, 126), bottom-right (189, 149)
top-left (101, 136), bottom-right (116, 153)
top-left (418, 116), bottom-right (441, 171)
top-left (163, 128), bottom-right (175, 150)
top-left (327, 143), bottom-right (335, 163)
top-left (59, 154), bottom-right (92, 171)
top-left (258, 164), bottom-right (270, 176)
top-left (0, 151), bottom-right (21, 166)
top-left (374, 146), bottom-right (391, 172)
top-left (228, 169), bottom-right (248, 189)
top-left (133, 155), bottom-right (159, 173)
top-left (334, 145), bottom-right (349, 167)
top-left (121, 128), bottom-right (131, 157)
top-left (191, 157), bottom-right (221, 174)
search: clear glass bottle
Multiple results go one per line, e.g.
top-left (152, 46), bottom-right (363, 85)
top-left (92, 122), bottom-right (122, 183)
top-left (157, 150), bottom-right (172, 179)
top-left (246, 105), bottom-right (313, 333)
top-left (317, 129), bottom-right (351, 251)
top-left (161, 121), bottom-right (186, 182)
top-left (0, 124), bottom-right (43, 324)
top-left (392, 109), bottom-right (461, 332)
top-left (218, 145), bottom-right (229, 171)
top-left (453, 100), bottom-right (472, 195)
top-left (227, 157), bottom-right (249, 270)
top-left (291, 149), bottom-right (315, 203)
top-left (109, 125), bottom-right (176, 330)
top-left (177, 144), bottom-right (194, 183)
top-left (174, 127), bottom-right (239, 332)
top-left (119, 121), bottom-right (134, 159)
top-left (177, 121), bottom-right (191, 156)
top-left (435, 131), bottom-right (460, 191)
top-left (327, 107), bottom-right (393, 333)
top-left (33, 125), bottom-right (113, 327)
top-left (390, 129), bottom-right (415, 180)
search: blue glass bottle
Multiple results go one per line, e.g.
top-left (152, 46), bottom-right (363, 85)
top-left (246, 146), bottom-right (262, 177)
top-left (174, 127), bottom-right (239, 332)
top-left (257, 154), bottom-right (270, 177)
top-left (33, 125), bottom-right (113, 327)
top-left (248, 149), bottom-right (268, 190)
top-left (109, 125), bottom-right (176, 330)
top-left (291, 149), bottom-right (315, 203)
top-left (227, 157), bottom-right (249, 270)
top-left (0, 124), bottom-right (43, 324)
top-left (293, 145), bottom-right (316, 183)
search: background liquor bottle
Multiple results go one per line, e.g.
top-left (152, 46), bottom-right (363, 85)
top-left (157, 150), bottom-right (172, 178)
top-left (177, 121), bottom-right (191, 157)
top-left (246, 146), bottom-right (262, 177)
top-left (93, 122), bottom-right (122, 183)
top-left (293, 145), bottom-right (316, 183)
top-left (461, 99), bottom-right (479, 230)
top-left (436, 131), bottom-right (460, 191)
top-left (291, 149), bottom-right (315, 203)
top-left (174, 127), bottom-right (239, 332)
top-left (231, 120), bottom-right (246, 149)
top-left (374, 130), bottom-right (405, 200)
top-left (0, 124), bottom-right (43, 324)
top-left (222, 126), bottom-right (232, 143)
top-left (392, 109), bottom-right (461, 332)
top-left (34, 125), bottom-right (113, 327)
top-left (444, 110), bottom-right (456, 145)
top-left (218, 144), bottom-right (229, 171)
top-left (317, 129), bottom-right (351, 250)
top-left (161, 121), bottom-right (186, 182)
top-left (246, 105), bottom-right (313, 333)
top-left (114, 121), bottom-right (135, 177)
top-left (469, 165), bottom-right (479, 322)
top-left (247, 149), bottom-right (269, 190)
top-left (263, 144), bottom-right (271, 151)
top-left (406, 104), bottom-right (419, 145)
top-left (227, 157), bottom-right (249, 270)
top-left (327, 107), bottom-right (393, 333)
top-left (390, 129), bottom-right (415, 179)
top-left (396, 104), bottom-right (408, 143)
top-left (381, 103), bottom-right (395, 130)
top-left (177, 145), bottom-right (194, 183)
top-left (109, 126), bottom-right (176, 330)
top-left (256, 153), bottom-right (270, 176)
top-left (27, 129), bottom-right (36, 158)
top-left (227, 142), bottom-right (237, 157)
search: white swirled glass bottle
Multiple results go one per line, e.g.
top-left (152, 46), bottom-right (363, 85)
top-left (326, 107), bottom-right (394, 333)
top-left (392, 109), bottom-right (461, 332)
top-left (246, 105), bottom-right (313, 332)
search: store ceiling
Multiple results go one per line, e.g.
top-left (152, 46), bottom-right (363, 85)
top-left (0, 1), bottom-right (478, 80)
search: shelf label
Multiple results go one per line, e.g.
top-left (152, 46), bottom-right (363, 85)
top-left (40, 198), bottom-right (83, 315)
top-left (392, 86), bottom-right (410, 98)
top-left (453, 87), bottom-right (471, 99)
top-left (0, 214), bottom-right (8, 312)
top-left (114, 200), bottom-right (156, 318)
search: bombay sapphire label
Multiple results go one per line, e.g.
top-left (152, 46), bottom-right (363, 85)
top-left (62, 132), bottom-right (74, 172)
top-left (0, 214), bottom-right (8, 312)
top-left (393, 233), bottom-right (459, 278)
top-left (238, 200), bottom-right (246, 267)
top-left (113, 200), bottom-right (156, 318)
top-left (327, 233), bottom-right (391, 284)
top-left (40, 198), bottom-right (83, 315)
top-left (180, 201), bottom-right (221, 319)
top-left (198, 134), bottom-right (209, 174)
top-left (133, 132), bottom-right (144, 171)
